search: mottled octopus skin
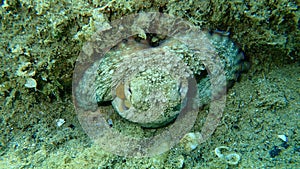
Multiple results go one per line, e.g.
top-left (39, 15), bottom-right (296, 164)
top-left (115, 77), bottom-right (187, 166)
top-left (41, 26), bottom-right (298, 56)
top-left (90, 32), bottom-right (246, 128)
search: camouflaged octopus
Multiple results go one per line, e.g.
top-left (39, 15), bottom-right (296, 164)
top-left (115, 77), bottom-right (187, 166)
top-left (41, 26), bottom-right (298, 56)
top-left (72, 13), bottom-right (249, 157)
top-left (89, 32), bottom-right (247, 128)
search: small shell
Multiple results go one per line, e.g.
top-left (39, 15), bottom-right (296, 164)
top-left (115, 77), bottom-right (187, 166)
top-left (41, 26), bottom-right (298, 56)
top-left (24, 78), bottom-right (37, 88)
top-left (277, 134), bottom-right (288, 142)
top-left (215, 146), bottom-right (241, 165)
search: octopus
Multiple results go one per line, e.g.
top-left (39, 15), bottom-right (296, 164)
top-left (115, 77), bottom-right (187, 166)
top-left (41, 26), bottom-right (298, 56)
top-left (72, 12), bottom-right (248, 157)
top-left (86, 32), bottom-right (246, 128)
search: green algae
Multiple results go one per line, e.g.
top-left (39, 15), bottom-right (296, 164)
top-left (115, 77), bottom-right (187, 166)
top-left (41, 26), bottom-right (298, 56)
top-left (0, 0), bottom-right (299, 168)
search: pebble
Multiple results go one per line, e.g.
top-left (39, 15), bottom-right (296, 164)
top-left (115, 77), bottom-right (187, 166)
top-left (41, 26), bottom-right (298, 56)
top-left (277, 134), bottom-right (287, 142)
top-left (24, 78), bottom-right (37, 88)
top-left (56, 119), bottom-right (65, 127)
